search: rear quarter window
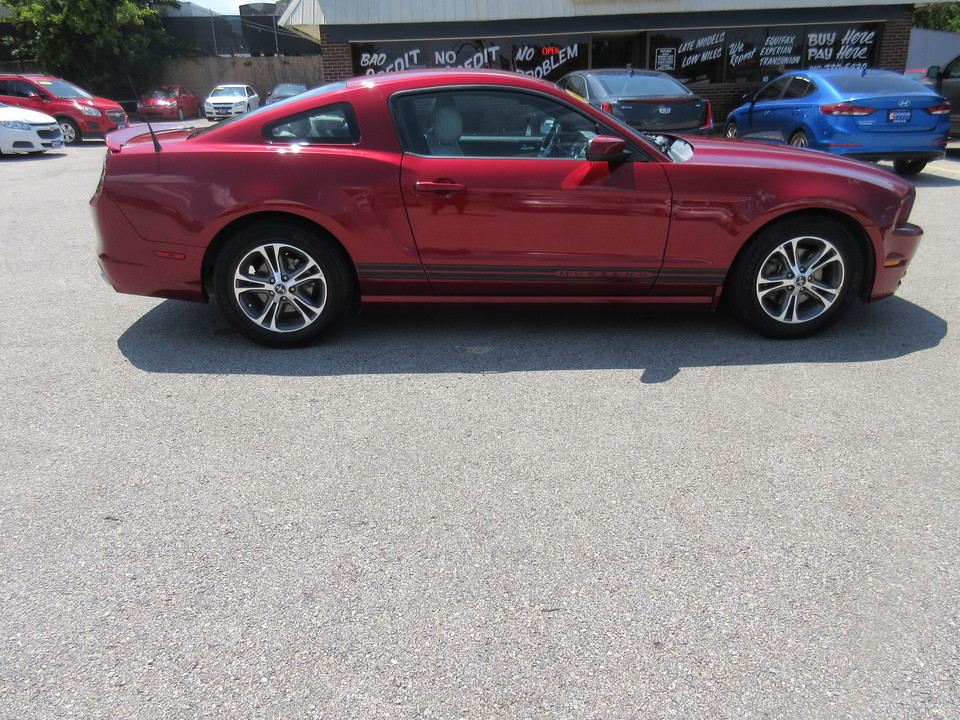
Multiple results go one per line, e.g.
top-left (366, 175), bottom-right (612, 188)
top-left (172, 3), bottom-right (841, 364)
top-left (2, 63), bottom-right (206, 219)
top-left (264, 103), bottom-right (360, 145)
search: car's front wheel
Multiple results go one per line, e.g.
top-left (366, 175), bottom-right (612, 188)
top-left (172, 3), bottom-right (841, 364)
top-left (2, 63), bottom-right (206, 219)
top-left (213, 222), bottom-right (353, 347)
top-left (893, 159), bottom-right (927, 176)
top-left (59, 117), bottom-right (81, 144)
top-left (727, 216), bottom-right (863, 338)
top-left (724, 120), bottom-right (739, 138)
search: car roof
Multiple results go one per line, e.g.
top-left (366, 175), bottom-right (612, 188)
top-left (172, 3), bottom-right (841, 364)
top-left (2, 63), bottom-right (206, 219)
top-left (794, 68), bottom-right (903, 80)
top-left (2, 73), bottom-right (60, 81)
top-left (576, 68), bottom-right (674, 78)
top-left (343, 68), bottom-right (555, 92)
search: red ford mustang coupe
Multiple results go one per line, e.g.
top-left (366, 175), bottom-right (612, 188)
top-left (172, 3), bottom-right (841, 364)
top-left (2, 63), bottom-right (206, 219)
top-left (92, 69), bottom-right (922, 347)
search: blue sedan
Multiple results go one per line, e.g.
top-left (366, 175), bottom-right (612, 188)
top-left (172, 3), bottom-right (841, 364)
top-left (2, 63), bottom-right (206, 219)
top-left (724, 69), bottom-right (950, 175)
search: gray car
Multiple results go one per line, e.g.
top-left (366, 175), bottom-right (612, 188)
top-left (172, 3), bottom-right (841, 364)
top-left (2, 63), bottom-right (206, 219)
top-left (925, 56), bottom-right (960, 136)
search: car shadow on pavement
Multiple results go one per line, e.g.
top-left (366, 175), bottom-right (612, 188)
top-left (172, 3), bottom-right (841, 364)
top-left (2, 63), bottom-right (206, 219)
top-left (116, 297), bottom-right (946, 383)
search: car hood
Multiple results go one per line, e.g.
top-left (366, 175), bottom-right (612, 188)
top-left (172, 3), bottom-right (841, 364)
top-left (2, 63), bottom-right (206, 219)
top-left (0, 105), bottom-right (57, 123)
top-left (71, 97), bottom-right (124, 111)
top-left (678, 135), bottom-right (914, 190)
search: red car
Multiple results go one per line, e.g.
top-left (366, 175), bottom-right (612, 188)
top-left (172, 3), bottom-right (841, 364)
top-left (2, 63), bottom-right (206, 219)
top-left (137, 85), bottom-right (200, 121)
top-left (0, 73), bottom-right (127, 144)
top-left (92, 69), bottom-right (922, 346)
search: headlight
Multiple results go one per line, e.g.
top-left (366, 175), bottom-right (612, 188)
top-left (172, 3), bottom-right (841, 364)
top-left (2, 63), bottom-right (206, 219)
top-left (234, 100), bottom-right (246, 107)
top-left (0, 120), bottom-right (30, 131)
top-left (80, 106), bottom-right (102, 117)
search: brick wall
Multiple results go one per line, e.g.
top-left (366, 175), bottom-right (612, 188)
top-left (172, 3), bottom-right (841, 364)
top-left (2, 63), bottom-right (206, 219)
top-left (877, 13), bottom-right (913, 72)
top-left (319, 29), bottom-right (353, 82)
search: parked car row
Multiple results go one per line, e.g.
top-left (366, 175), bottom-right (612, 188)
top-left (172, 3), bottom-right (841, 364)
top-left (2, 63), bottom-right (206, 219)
top-left (557, 67), bottom-right (952, 177)
top-left (0, 74), bottom-right (313, 156)
top-left (2, 67), bottom-right (952, 175)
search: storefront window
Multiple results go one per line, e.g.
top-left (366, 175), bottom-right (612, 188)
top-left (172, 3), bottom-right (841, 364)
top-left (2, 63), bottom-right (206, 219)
top-left (352, 36), bottom-right (588, 81)
top-left (350, 23), bottom-right (881, 85)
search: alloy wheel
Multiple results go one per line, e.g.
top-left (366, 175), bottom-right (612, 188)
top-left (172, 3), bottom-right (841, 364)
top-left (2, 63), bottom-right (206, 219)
top-left (754, 235), bottom-right (845, 324)
top-left (232, 242), bottom-right (328, 333)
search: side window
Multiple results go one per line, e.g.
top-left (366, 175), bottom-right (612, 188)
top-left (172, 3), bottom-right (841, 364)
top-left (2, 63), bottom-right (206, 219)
top-left (12, 80), bottom-right (40, 99)
top-left (947, 58), bottom-right (960, 79)
top-left (393, 89), bottom-right (602, 159)
top-left (567, 76), bottom-right (587, 98)
top-left (264, 103), bottom-right (359, 144)
top-left (0, 80), bottom-right (10, 97)
top-left (755, 76), bottom-right (791, 103)
top-left (782, 77), bottom-right (812, 100)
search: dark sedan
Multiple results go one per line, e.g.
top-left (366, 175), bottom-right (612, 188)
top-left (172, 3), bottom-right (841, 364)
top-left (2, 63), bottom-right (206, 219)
top-left (557, 69), bottom-right (713, 134)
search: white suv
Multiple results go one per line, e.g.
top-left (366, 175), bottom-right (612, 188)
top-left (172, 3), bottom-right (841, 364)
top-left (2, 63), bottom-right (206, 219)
top-left (204, 84), bottom-right (260, 121)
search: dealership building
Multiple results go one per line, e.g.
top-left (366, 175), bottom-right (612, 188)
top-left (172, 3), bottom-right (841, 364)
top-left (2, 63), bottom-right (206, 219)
top-left (278, 0), bottom-right (917, 119)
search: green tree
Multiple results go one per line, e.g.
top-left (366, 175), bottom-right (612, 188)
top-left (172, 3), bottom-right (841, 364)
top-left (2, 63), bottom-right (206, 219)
top-left (1, 0), bottom-right (176, 97)
top-left (915, 2), bottom-right (960, 33)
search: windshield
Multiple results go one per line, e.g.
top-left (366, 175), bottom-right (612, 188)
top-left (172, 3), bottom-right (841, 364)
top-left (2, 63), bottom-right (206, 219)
top-left (274, 85), bottom-right (307, 96)
top-left (147, 88), bottom-right (178, 99)
top-left (38, 79), bottom-right (94, 100)
top-left (210, 86), bottom-right (246, 98)
top-left (595, 73), bottom-right (691, 98)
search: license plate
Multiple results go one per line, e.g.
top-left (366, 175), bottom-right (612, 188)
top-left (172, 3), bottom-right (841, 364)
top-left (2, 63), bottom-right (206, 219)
top-left (217, 108), bottom-right (229, 115)
top-left (117, 124), bottom-right (126, 129)
top-left (888, 109), bottom-right (911, 123)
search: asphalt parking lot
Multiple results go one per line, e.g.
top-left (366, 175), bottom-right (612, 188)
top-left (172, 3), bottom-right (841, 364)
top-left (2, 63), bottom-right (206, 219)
top-left (1, 140), bottom-right (958, 719)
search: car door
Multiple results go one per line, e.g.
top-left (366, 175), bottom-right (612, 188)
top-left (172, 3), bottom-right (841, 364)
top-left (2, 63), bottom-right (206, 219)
top-left (740, 76), bottom-right (792, 139)
top-left (935, 55), bottom-right (960, 135)
top-left (1, 79), bottom-right (49, 114)
top-left (764, 76), bottom-right (816, 142)
top-left (183, 88), bottom-right (198, 116)
top-left (393, 88), bottom-right (672, 296)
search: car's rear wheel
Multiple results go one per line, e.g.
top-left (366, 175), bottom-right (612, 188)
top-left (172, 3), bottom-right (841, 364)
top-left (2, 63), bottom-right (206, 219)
top-left (59, 117), bottom-right (81, 145)
top-left (728, 216), bottom-right (863, 338)
top-left (893, 159), bottom-right (927, 176)
top-left (788, 130), bottom-right (810, 148)
top-left (724, 120), bottom-right (739, 138)
top-left (214, 222), bottom-right (353, 347)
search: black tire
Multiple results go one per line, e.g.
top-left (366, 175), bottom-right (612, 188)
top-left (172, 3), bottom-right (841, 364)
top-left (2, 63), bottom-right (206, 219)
top-left (177, 107), bottom-right (185, 121)
top-left (59, 117), bottom-right (81, 145)
top-left (788, 130), bottom-right (810, 148)
top-left (213, 222), bottom-right (353, 347)
top-left (724, 120), bottom-right (739, 138)
top-left (893, 159), bottom-right (926, 176)
top-left (727, 216), bottom-right (863, 339)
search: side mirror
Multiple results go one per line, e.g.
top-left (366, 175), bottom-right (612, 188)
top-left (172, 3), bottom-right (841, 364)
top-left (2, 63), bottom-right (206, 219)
top-left (585, 135), bottom-right (630, 162)
top-left (928, 65), bottom-right (942, 80)
top-left (27, 92), bottom-right (45, 101)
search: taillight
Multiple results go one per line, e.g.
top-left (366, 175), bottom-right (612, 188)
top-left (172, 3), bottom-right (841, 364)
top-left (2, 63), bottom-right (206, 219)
top-left (601, 101), bottom-right (613, 114)
top-left (924, 102), bottom-right (952, 115)
top-left (820, 103), bottom-right (875, 116)
top-left (700, 100), bottom-right (713, 129)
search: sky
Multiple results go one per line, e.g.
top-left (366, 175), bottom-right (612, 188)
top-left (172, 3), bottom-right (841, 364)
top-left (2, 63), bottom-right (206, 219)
top-left (188, 0), bottom-right (256, 16)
